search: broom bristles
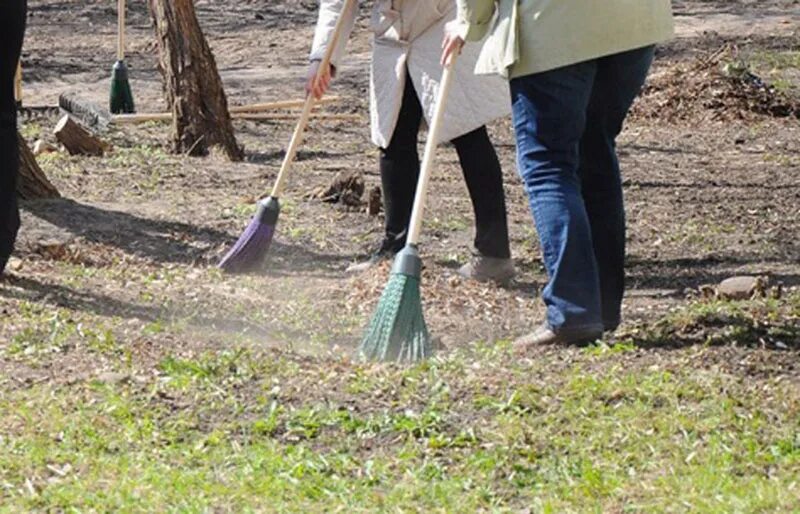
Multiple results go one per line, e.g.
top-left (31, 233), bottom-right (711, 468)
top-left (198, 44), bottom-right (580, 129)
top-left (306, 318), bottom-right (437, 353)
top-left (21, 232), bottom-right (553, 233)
top-left (218, 197), bottom-right (280, 273)
top-left (217, 219), bottom-right (275, 273)
top-left (358, 272), bottom-right (432, 362)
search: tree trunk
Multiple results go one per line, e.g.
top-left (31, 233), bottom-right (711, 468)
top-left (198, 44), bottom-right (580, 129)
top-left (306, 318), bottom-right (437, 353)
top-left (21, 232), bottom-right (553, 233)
top-left (148, 0), bottom-right (243, 161)
top-left (17, 133), bottom-right (60, 200)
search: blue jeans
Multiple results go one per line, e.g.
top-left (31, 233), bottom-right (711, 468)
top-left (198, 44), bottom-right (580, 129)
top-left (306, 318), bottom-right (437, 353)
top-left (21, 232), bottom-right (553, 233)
top-left (510, 46), bottom-right (655, 336)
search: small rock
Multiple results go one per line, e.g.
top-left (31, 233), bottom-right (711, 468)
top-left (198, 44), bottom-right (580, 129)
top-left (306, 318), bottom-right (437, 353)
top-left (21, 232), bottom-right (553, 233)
top-left (775, 341), bottom-right (789, 351)
top-left (33, 139), bottom-right (57, 156)
top-left (433, 335), bottom-right (455, 353)
top-left (35, 240), bottom-right (70, 261)
top-left (698, 284), bottom-right (716, 300)
top-left (717, 276), bottom-right (767, 300)
top-left (7, 257), bottom-right (22, 271)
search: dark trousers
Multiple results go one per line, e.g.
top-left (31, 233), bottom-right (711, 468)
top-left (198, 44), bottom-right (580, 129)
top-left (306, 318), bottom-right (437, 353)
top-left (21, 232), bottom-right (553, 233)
top-left (379, 73), bottom-right (511, 259)
top-left (0, 0), bottom-right (27, 268)
top-left (510, 46), bottom-right (655, 334)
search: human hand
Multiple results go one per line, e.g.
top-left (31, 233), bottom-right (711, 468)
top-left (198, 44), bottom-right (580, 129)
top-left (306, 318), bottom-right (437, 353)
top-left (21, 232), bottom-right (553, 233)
top-left (305, 60), bottom-right (335, 99)
top-left (441, 20), bottom-right (466, 66)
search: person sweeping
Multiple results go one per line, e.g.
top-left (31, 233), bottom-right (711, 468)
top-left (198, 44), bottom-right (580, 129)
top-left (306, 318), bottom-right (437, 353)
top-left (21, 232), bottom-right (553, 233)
top-left (0, 0), bottom-right (27, 277)
top-left (307, 0), bottom-right (515, 283)
top-left (441, 0), bottom-right (674, 347)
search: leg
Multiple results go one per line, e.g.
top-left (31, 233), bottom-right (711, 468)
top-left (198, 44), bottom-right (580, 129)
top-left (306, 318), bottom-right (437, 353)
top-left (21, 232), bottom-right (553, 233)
top-left (510, 61), bottom-right (604, 336)
top-left (0, 0), bottom-right (27, 274)
top-left (451, 126), bottom-right (511, 259)
top-left (579, 46), bottom-right (655, 331)
top-left (378, 72), bottom-right (423, 250)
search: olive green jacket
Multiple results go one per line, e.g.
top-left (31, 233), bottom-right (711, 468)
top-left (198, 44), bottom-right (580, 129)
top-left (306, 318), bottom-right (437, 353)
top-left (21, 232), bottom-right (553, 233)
top-left (456, 0), bottom-right (674, 78)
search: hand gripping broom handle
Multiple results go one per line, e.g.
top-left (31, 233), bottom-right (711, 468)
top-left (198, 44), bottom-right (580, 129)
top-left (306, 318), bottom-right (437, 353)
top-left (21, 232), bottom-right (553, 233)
top-left (117, 0), bottom-right (126, 61)
top-left (266, 0), bottom-right (357, 199)
top-left (406, 55), bottom-right (457, 246)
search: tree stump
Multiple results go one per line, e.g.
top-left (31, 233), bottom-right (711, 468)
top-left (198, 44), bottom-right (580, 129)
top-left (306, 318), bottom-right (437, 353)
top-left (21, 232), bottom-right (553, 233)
top-left (54, 115), bottom-right (109, 156)
top-left (148, 0), bottom-right (243, 161)
top-left (17, 132), bottom-right (60, 200)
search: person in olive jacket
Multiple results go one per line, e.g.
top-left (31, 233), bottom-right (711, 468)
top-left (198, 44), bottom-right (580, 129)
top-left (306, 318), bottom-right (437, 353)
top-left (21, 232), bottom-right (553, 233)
top-left (442, 1), bottom-right (674, 347)
top-left (0, 0), bottom-right (27, 277)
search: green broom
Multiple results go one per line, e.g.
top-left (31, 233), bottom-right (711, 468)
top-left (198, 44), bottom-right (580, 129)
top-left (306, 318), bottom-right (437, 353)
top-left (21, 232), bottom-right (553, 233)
top-left (358, 54), bottom-right (459, 363)
top-left (110, 0), bottom-right (135, 114)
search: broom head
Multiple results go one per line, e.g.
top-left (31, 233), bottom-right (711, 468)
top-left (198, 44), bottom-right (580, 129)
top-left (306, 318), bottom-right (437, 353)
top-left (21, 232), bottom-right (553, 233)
top-left (110, 60), bottom-right (135, 114)
top-left (358, 246), bottom-right (433, 362)
top-left (218, 196), bottom-right (280, 274)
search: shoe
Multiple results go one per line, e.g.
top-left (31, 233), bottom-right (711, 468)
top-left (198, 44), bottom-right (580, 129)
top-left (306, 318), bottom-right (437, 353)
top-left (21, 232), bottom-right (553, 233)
top-left (346, 236), bottom-right (404, 273)
top-left (457, 254), bottom-right (515, 284)
top-left (512, 323), bottom-right (602, 352)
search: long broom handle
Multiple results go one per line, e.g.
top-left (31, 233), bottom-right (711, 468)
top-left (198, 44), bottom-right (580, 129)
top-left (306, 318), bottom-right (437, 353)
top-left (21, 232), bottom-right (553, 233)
top-left (406, 56), bottom-right (457, 246)
top-left (117, 0), bottom-right (125, 61)
top-left (266, 0), bottom-right (356, 199)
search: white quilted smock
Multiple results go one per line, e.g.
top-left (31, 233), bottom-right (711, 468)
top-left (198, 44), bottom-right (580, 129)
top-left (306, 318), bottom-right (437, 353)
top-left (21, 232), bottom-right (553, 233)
top-left (310, 0), bottom-right (510, 147)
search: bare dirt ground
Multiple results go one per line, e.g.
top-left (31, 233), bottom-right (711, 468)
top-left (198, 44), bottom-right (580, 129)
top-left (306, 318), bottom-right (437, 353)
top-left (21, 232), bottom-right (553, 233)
top-left (2, 0), bottom-right (799, 386)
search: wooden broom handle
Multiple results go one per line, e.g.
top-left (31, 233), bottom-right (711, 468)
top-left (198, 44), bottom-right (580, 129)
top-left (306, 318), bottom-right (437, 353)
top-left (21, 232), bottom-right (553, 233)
top-left (14, 61), bottom-right (22, 106)
top-left (266, 0), bottom-right (356, 199)
top-left (406, 55), bottom-right (457, 246)
top-left (118, 0), bottom-right (125, 61)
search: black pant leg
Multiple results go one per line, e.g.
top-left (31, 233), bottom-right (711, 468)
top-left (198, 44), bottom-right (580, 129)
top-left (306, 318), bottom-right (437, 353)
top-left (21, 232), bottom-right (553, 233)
top-left (378, 72), bottom-right (423, 248)
top-left (0, 0), bottom-right (27, 268)
top-left (452, 126), bottom-right (511, 259)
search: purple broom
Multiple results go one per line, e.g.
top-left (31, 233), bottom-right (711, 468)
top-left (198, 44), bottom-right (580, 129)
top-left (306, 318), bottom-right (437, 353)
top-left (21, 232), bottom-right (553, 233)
top-left (218, 0), bottom-right (357, 273)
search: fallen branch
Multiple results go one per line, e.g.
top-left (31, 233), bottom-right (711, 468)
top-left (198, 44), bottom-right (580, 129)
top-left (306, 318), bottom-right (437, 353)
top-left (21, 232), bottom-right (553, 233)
top-left (111, 111), bottom-right (360, 124)
top-left (60, 91), bottom-right (342, 130)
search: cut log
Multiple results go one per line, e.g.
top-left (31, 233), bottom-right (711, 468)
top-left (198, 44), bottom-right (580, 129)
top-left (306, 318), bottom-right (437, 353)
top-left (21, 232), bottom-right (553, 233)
top-left (17, 132), bottom-right (60, 200)
top-left (54, 115), bottom-right (109, 156)
top-left (148, 0), bottom-right (243, 160)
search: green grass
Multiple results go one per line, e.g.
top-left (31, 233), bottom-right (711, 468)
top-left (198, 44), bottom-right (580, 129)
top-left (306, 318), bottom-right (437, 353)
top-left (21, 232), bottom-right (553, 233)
top-left (2, 280), bottom-right (798, 511)
top-left (19, 122), bottom-right (42, 141)
top-left (745, 49), bottom-right (800, 96)
top-left (2, 325), bottom-right (799, 511)
top-left (638, 293), bottom-right (800, 348)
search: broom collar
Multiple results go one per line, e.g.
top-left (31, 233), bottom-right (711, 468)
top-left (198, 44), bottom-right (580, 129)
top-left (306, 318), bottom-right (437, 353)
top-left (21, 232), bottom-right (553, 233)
top-left (391, 245), bottom-right (421, 278)
top-left (255, 196), bottom-right (281, 225)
